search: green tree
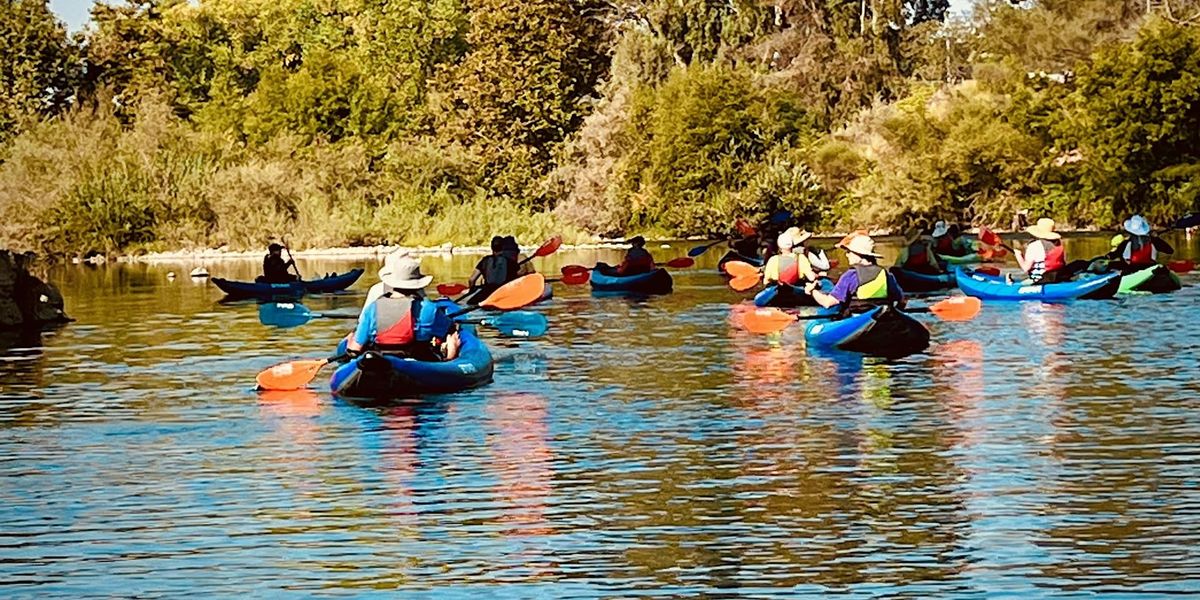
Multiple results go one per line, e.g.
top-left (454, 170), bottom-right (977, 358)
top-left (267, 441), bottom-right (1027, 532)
top-left (0, 0), bottom-right (79, 143)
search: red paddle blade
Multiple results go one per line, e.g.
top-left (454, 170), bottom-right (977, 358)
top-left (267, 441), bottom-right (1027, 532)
top-left (560, 270), bottom-right (590, 285)
top-left (723, 260), bottom-right (760, 278)
top-left (478, 273), bottom-right (547, 310)
top-left (975, 266), bottom-right (1001, 276)
top-left (929, 296), bottom-right (982, 322)
top-left (256, 359), bottom-right (329, 391)
top-left (735, 218), bottom-right (757, 237)
top-left (1168, 259), bottom-right (1194, 273)
top-left (534, 236), bottom-right (562, 258)
top-left (740, 307), bottom-right (797, 334)
top-left (664, 257), bottom-right (694, 268)
top-left (437, 283), bottom-right (469, 296)
top-left (979, 226), bottom-right (1002, 247)
top-left (978, 247), bottom-right (995, 261)
top-left (730, 274), bottom-right (761, 292)
top-left (561, 265), bottom-right (590, 277)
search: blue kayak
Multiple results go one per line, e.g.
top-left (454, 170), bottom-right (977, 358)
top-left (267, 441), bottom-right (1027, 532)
top-left (590, 264), bottom-right (673, 295)
top-left (213, 269), bottom-right (363, 300)
top-left (329, 300), bottom-right (494, 400)
top-left (890, 267), bottom-right (955, 293)
top-left (753, 278), bottom-right (833, 308)
top-left (805, 305), bottom-right (930, 358)
top-left (955, 267), bottom-right (1120, 301)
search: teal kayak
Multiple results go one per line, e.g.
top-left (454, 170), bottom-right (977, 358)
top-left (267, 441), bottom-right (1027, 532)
top-left (753, 278), bottom-right (832, 308)
top-left (590, 264), bottom-right (673, 295)
top-left (804, 305), bottom-right (930, 358)
top-left (955, 268), bottom-right (1120, 301)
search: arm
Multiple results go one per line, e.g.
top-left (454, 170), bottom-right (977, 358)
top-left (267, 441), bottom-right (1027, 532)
top-left (888, 273), bottom-right (906, 309)
top-left (441, 330), bottom-right (461, 361)
top-left (807, 272), bottom-right (853, 309)
top-left (763, 256), bottom-right (780, 284)
top-left (468, 269), bottom-right (483, 287)
top-left (796, 254), bottom-right (818, 282)
top-left (1152, 236), bottom-right (1174, 254)
top-left (347, 303), bottom-right (377, 353)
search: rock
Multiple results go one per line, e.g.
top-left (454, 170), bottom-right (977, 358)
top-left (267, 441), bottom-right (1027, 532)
top-left (0, 250), bottom-right (71, 329)
top-left (189, 267), bottom-right (209, 278)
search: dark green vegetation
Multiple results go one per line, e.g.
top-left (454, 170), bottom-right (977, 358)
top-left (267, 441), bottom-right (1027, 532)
top-left (1, 0), bottom-right (1199, 258)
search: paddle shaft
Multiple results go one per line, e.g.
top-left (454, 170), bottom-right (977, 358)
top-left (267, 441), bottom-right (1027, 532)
top-left (787, 304), bottom-right (930, 321)
top-left (282, 238), bottom-right (302, 278)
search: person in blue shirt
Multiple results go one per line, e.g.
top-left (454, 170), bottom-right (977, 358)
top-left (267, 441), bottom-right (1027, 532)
top-left (807, 234), bottom-right (905, 313)
top-left (347, 252), bottom-right (459, 361)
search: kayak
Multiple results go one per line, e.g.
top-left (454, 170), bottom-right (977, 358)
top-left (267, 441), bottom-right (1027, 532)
top-left (890, 267), bottom-right (955, 293)
top-left (590, 264), bottom-right (673, 295)
top-left (753, 278), bottom-right (833, 308)
top-left (329, 302), bottom-right (494, 400)
top-left (937, 253), bottom-right (982, 265)
top-left (804, 305), bottom-right (930, 358)
top-left (213, 269), bottom-right (364, 300)
top-left (461, 282), bottom-right (553, 305)
top-left (1119, 264), bottom-right (1181, 294)
top-left (955, 268), bottom-right (1120, 301)
top-left (718, 251), bottom-right (763, 275)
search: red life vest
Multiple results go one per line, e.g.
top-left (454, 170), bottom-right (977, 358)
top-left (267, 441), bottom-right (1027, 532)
top-left (934, 235), bottom-right (955, 254)
top-left (903, 241), bottom-right (932, 269)
top-left (1043, 242), bottom-right (1066, 272)
top-left (775, 254), bottom-right (800, 285)
top-left (1125, 236), bottom-right (1155, 266)
top-left (374, 294), bottom-right (419, 348)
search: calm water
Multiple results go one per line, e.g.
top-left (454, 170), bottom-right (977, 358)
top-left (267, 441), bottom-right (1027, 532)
top-left (3, 235), bottom-right (1200, 597)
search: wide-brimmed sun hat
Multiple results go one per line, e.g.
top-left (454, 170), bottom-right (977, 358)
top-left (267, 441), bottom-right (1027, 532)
top-left (1026, 217), bottom-right (1062, 240)
top-left (777, 227), bottom-right (812, 251)
top-left (1124, 215), bottom-right (1151, 236)
top-left (840, 234), bottom-right (884, 259)
top-left (931, 220), bottom-right (950, 237)
top-left (378, 251), bottom-right (433, 290)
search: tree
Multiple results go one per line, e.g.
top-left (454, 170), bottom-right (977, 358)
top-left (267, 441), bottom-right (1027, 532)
top-left (0, 0), bottom-right (79, 143)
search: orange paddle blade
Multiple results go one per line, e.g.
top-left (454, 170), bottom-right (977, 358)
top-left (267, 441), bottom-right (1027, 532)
top-left (479, 273), bottom-right (547, 310)
top-left (740, 307), bottom-right (797, 334)
top-left (979, 227), bottom-right (1003, 247)
top-left (562, 265), bottom-right (590, 276)
top-left (560, 269), bottom-right (590, 285)
top-left (723, 260), bottom-right (760, 278)
top-left (664, 257), bottom-right (694, 268)
top-left (256, 359), bottom-right (330, 391)
top-left (534, 236), bottom-right (562, 257)
top-left (1168, 259), bottom-right (1194, 273)
top-left (735, 218), bottom-right (757, 237)
top-left (730, 274), bottom-right (761, 292)
top-left (928, 296), bottom-right (982, 322)
top-left (437, 283), bottom-right (469, 296)
top-left (979, 247), bottom-right (995, 261)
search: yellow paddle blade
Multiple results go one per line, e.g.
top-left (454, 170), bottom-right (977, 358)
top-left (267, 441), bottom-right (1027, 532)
top-left (740, 307), bottom-right (797, 334)
top-left (256, 359), bottom-right (330, 391)
top-left (478, 273), bottom-right (547, 311)
top-left (730, 274), bottom-right (761, 292)
top-left (929, 296), bottom-right (982, 322)
top-left (723, 260), bottom-right (760, 278)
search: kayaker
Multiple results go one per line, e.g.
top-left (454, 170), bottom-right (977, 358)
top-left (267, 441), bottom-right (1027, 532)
top-left (896, 225), bottom-right (943, 275)
top-left (261, 243), bottom-right (298, 284)
top-left (504, 236), bottom-right (536, 277)
top-left (730, 233), bottom-right (762, 260)
top-left (348, 252), bottom-right (460, 361)
top-left (1113, 215), bottom-right (1173, 271)
top-left (764, 228), bottom-right (818, 286)
top-left (616, 236), bottom-right (655, 276)
top-left (1014, 218), bottom-right (1070, 283)
top-left (808, 234), bottom-right (905, 312)
top-left (469, 237), bottom-right (516, 292)
top-left (931, 221), bottom-right (974, 257)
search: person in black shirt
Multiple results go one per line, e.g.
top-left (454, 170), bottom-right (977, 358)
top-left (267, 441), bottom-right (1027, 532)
top-left (261, 243), bottom-right (298, 283)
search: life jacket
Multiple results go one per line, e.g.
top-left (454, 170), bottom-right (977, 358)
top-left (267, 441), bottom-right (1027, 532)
top-left (853, 264), bottom-right (890, 300)
top-left (933, 235), bottom-right (955, 255)
top-left (1123, 236), bottom-right (1156, 266)
top-left (1028, 239), bottom-right (1066, 281)
top-left (774, 253), bottom-right (800, 285)
top-left (480, 254), bottom-right (515, 285)
top-left (903, 240), bottom-right (932, 269)
top-left (619, 248), bottom-right (655, 275)
top-left (373, 294), bottom-right (419, 349)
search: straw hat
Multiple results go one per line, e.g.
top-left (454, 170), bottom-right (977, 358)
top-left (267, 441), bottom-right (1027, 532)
top-left (1025, 217), bottom-right (1061, 240)
top-left (931, 220), bottom-right (950, 237)
top-left (840, 234), bottom-right (884, 259)
top-left (1123, 215), bottom-right (1151, 236)
top-left (777, 227), bottom-right (812, 251)
top-left (378, 251), bottom-right (433, 290)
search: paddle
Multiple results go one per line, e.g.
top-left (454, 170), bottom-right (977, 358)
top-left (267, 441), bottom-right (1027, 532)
top-left (281, 238), bottom-right (303, 279)
top-left (688, 239), bottom-right (728, 258)
top-left (259, 302), bottom-right (359, 328)
top-left (1168, 259), bottom-right (1195, 274)
top-left (434, 236), bottom-right (562, 298)
top-left (738, 297), bottom-right (983, 335)
top-left (255, 274), bottom-right (547, 391)
top-left (462, 311), bottom-right (549, 338)
top-left (978, 227), bottom-right (1015, 253)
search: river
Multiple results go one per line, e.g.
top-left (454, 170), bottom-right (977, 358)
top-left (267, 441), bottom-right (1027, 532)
top-left (3, 234), bottom-right (1200, 597)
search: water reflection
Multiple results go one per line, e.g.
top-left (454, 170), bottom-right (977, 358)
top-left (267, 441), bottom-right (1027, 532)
top-left (3, 238), bottom-right (1200, 596)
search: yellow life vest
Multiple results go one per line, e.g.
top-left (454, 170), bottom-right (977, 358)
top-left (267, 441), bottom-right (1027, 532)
top-left (854, 265), bottom-right (889, 300)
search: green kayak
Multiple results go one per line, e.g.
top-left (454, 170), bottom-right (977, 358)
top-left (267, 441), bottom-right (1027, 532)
top-left (1118, 264), bottom-right (1182, 294)
top-left (937, 253), bottom-right (981, 265)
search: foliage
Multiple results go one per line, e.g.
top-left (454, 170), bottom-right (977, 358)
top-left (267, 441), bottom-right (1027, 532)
top-left (0, 0), bottom-right (80, 143)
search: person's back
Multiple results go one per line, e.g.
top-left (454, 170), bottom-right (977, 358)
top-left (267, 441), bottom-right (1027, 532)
top-left (810, 235), bottom-right (904, 313)
top-left (471, 237), bottom-right (517, 290)
top-left (1119, 216), bottom-right (1173, 269)
top-left (349, 252), bottom-right (458, 361)
top-left (262, 243), bottom-right (296, 283)
top-left (899, 236), bottom-right (941, 274)
top-left (617, 236), bottom-right (655, 275)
